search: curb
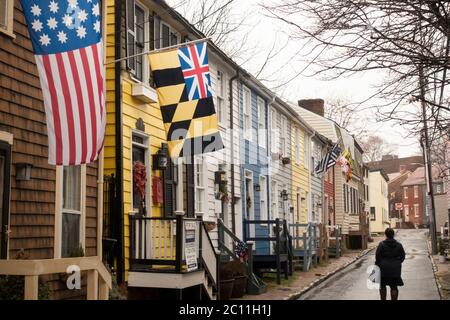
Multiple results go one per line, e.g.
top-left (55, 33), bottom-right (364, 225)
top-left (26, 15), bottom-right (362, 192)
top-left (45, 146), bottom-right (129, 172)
top-left (427, 239), bottom-right (444, 300)
top-left (285, 246), bottom-right (377, 300)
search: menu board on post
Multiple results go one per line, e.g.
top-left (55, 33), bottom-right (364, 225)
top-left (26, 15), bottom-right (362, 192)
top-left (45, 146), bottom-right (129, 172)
top-left (184, 221), bottom-right (198, 272)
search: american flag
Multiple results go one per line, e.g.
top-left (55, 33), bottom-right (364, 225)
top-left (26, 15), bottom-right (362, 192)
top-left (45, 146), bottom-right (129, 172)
top-left (315, 144), bottom-right (341, 174)
top-left (20, 0), bottom-right (105, 165)
top-left (178, 42), bottom-right (212, 101)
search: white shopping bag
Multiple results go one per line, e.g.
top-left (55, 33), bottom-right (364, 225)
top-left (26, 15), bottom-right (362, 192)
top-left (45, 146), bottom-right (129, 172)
top-left (366, 265), bottom-right (380, 290)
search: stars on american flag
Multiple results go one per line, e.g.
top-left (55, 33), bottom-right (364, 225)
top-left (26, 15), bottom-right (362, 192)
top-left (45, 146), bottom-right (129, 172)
top-left (28, 0), bottom-right (101, 46)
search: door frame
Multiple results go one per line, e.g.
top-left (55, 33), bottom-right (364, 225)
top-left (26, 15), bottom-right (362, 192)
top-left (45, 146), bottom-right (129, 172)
top-left (0, 139), bottom-right (12, 260)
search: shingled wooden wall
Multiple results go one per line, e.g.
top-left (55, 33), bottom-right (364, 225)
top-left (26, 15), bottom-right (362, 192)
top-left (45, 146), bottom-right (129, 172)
top-left (0, 0), bottom-right (99, 299)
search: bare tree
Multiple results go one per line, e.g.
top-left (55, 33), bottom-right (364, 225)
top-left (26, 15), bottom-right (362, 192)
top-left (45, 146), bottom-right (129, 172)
top-left (263, 0), bottom-right (450, 174)
top-left (325, 97), bottom-right (367, 138)
top-left (360, 135), bottom-right (394, 162)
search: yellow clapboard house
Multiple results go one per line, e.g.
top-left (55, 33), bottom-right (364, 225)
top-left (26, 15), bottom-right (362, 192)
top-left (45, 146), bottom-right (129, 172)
top-left (103, 0), bottom-right (218, 300)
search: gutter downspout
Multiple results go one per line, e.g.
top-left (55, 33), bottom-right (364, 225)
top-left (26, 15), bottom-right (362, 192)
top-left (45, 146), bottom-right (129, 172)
top-left (114, 0), bottom-right (125, 284)
top-left (229, 71), bottom-right (239, 235)
top-left (267, 96), bottom-right (277, 221)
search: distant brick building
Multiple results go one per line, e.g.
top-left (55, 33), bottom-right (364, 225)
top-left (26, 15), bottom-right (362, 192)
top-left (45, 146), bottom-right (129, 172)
top-left (367, 155), bottom-right (424, 174)
top-left (387, 170), bottom-right (411, 221)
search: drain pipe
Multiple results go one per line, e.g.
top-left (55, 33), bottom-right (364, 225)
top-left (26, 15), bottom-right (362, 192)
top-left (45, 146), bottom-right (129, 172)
top-left (229, 71), bottom-right (239, 235)
top-left (114, 0), bottom-right (125, 284)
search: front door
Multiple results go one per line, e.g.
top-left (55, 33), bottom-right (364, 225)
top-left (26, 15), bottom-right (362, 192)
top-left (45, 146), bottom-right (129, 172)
top-left (0, 141), bottom-right (11, 259)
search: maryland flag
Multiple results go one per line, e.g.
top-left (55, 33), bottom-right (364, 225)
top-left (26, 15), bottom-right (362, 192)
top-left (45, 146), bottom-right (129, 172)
top-left (148, 42), bottom-right (224, 158)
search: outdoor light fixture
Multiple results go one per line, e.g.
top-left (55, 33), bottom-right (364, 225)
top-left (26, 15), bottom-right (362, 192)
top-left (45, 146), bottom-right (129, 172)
top-left (281, 190), bottom-right (288, 201)
top-left (254, 184), bottom-right (261, 192)
top-left (152, 144), bottom-right (168, 170)
top-left (214, 170), bottom-right (227, 185)
top-left (15, 163), bottom-right (33, 181)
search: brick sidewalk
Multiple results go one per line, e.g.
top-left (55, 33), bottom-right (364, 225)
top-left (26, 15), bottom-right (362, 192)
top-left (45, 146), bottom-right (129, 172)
top-left (431, 256), bottom-right (450, 300)
top-left (237, 237), bottom-right (383, 300)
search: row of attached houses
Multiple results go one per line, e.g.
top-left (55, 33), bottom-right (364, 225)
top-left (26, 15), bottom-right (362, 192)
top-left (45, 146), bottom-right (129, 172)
top-left (0, 0), bottom-right (370, 300)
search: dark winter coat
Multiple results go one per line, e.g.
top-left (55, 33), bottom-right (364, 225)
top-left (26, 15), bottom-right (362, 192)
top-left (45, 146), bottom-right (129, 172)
top-left (375, 239), bottom-right (406, 278)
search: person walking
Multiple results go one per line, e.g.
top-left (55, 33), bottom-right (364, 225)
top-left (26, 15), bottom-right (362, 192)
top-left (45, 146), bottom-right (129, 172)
top-left (375, 228), bottom-right (406, 300)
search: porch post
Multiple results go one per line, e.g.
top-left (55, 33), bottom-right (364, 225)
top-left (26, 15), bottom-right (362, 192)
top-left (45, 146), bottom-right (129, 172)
top-left (24, 275), bottom-right (39, 300)
top-left (87, 269), bottom-right (99, 300)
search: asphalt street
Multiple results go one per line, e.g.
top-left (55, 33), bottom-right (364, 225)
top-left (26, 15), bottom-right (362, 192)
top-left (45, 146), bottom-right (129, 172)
top-left (299, 229), bottom-right (440, 300)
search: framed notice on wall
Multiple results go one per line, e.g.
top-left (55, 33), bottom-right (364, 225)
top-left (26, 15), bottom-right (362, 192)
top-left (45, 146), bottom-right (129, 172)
top-left (184, 221), bottom-right (198, 272)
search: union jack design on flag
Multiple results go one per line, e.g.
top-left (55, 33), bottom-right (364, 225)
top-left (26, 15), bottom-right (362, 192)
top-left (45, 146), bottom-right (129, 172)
top-left (20, 0), bottom-right (106, 166)
top-left (178, 42), bottom-right (212, 101)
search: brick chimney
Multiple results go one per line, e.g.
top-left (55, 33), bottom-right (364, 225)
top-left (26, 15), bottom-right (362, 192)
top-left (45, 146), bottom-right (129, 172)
top-left (298, 99), bottom-right (325, 117)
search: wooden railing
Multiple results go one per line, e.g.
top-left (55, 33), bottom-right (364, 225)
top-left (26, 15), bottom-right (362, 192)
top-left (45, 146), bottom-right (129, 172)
top-left (243, 218), bottom-right (292, 284)
top-left (129, 214), bottom-right (218, 290)
top-left (217, 219), bottom-right (267, 295)
top-left (0, 256), bottom-right (112, 300)
top-left (326, 225), bottom-right (342, 258)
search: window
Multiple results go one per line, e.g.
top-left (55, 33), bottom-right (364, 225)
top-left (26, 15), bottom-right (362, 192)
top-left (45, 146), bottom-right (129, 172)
top-left (280, 115), bottom-right (287, 155)
top-left (243, 87), bottom-right (252, 140)
top-left (195, 157), bottom-right (206, 214)
top-left (260, 176), bottom-right (267, 221)
top-left (303, 134), bottom-right (309, 169)
top-left (436, 184), bottom-right (442, 194)
top-left (270, 110), bottom-right (278, 153)
top-left (414, 204), bottom-right (419, 218)
top-left (271, 180), bottom-right (279, 219)
top-left (343, 184), bottom-right (347, 213)
top-left (403, 187), bottom-right (408, 199)
top-left (132, 132), bottom-right (150, 215)
top-left (216, 70), bottom-right (226, 125)
top-left (295, 128), bottom-right (300, 165)
top-left (414, 186), bottom-right (419, 198)
top-left (370, 207), bottom-right (376, 221)
top-left (61, 166), bottom-right (82, 258)
top-left (0, 0), bottom-right (14, 36)
top-left (154, 16), bottom-right (180, 49)
top-left (126, 1), bottom-right (148, 81)
top-left (257, 98), bottom-right (266, 148)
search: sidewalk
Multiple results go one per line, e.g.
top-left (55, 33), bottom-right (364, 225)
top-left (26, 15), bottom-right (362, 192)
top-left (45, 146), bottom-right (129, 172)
top-left (431, 256), bottom-right (450, 300)
top-left (237, 236), bottom-right (383, 300)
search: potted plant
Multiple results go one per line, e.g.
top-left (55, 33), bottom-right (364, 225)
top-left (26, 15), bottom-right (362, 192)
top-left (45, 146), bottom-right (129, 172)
top-left (219, 264), bottom-right (234, 300)
top-left (281, 157), bottom-right (291, 165)
top-left (438, 238), bottom-right (447, 263)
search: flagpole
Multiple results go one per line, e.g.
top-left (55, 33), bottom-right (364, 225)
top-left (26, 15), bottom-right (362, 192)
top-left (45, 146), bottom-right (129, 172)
top-left (104, 37), bottom-right (211, 65)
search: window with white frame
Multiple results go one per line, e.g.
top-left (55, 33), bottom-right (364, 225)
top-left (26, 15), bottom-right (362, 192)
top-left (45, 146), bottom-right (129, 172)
top-left (271, 180), bottom-right (278, 219)
top-left (126, 1), bottom-right (149, 82)
top-left (270, 110), bottom-right (278, 153)
top-left (303, 134), bottom-right (309, 169)
top-left (414, 185), bottom-right (419, 198)
top-left (280, 115), bottom-right (287, 155)
top-left (295, 128), bottom-right (300, 165)
top-left (158, 20), bottom-right (179, 49)
top-left (243, 86), bottom-right (252, 140)
top-left (257, 98), bottom-right (266, 148)
top-left (195, 156), bottom-right (206, 214)
top-left (436, 184), bottom-right (442, 194)
top-left (260, 176), bottom-right (267, 221)
top-left (216, 70), bottom-right (226, 125)
top-left (403, 187), bottom-right (408, 199)
top-left (414, 204), bottom-right (419, 217)
top-left (132, 132), bottom-right (150, 214)
top-left (61, 166), bottom-right (83, 258)
top-left (0, 0), bottom-right (13, 36)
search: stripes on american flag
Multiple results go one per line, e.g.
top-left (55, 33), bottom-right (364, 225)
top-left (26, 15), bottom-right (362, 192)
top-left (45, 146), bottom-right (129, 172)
top-left (315, 144), bottom-right (341, 174)
top-left (35, 43), bottom-right (105, 165)
top-left (20, 0), bottom-right (105, 165)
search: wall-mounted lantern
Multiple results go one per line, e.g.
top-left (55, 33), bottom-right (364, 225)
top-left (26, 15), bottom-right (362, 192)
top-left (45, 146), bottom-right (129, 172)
top-left (281, 190), bottom-right (288, 201)
top-left (152, 144), bottom-right (168, 170)
top-left (214, 170), bottom-right (227, 185)
top-left (254, 184), bottom-right (261, 192)
top-left (15, 163), bottom-right (33, 181)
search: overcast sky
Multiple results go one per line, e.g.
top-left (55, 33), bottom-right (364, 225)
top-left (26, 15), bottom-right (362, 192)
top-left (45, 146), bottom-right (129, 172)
top-left (167, 0), bottom-right (423, 158)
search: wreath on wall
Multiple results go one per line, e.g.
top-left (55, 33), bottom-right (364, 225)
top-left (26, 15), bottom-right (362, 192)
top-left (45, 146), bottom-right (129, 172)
top-left (133, 161), bottom-right (147, 206)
